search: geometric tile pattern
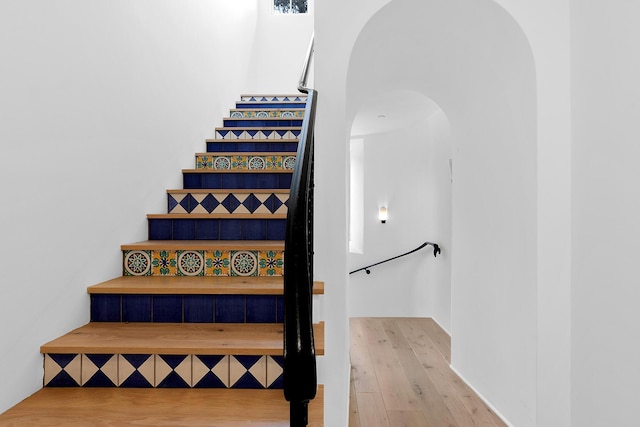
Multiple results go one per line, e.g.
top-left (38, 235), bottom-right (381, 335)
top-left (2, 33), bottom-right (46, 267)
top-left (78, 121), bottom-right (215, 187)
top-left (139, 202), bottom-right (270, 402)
top-left (215, 128), bottom-right (301, 140)
top-left (240, 95), bottom-right (306, 102)
top-left (124, 250), bottom-right (284, 277)
top-left (90, 294), bottom-right (283, 323)
top-left (195, 155), bottom-right (296, 171)
top-left (168, 191), bottom-right (288, 215)
top-left (229, 110), bottom-right (305, 118)
top-left (44, 354), bottom-right (284, 389)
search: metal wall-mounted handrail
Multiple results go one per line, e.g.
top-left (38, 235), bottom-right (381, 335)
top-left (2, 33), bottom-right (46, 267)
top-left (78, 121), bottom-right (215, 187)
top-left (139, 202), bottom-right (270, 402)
top-left (350, 241), bottom-right (441, 275)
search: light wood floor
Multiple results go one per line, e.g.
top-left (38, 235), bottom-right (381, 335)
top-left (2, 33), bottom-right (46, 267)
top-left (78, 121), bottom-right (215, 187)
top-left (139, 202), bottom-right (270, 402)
top-left (349, 318), bottom-right (506, 427)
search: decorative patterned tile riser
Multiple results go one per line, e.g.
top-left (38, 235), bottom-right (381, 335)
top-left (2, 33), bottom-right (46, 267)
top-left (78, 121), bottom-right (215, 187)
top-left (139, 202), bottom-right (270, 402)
top-left (123, 249), bottom-right (284, 277)
top-left (240, 95), bottom-right (306, 102)
top-left (195, 154), bottom-right (296, 171)
top-left (183, 172), bottom-right (292, 190)
top-left (206, 141), bottom-right (298, 153)
top-left (44, 354), bottom-right (284, 389)
top-left (148, 218), bottom-right (286, 240)
top-left (229, 110), bottom-right (305, 119)
top-left (168, 192), bottom-right (288, 215)
top-left (214, 129), bottom-right (300, 140)
top-left (91, 294), bottom-right (284, 323)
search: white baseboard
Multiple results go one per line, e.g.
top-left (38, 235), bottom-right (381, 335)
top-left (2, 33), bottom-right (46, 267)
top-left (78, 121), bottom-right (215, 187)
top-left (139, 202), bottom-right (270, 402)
top-left (448, 365), bottom-right (513, 427)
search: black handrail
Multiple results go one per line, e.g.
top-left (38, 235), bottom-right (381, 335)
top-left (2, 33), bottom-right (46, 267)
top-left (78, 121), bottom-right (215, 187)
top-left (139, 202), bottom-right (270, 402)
top-left (349, 241), bottom-right (441, 275)
top-left (283, 34), bottom-right (316, 427)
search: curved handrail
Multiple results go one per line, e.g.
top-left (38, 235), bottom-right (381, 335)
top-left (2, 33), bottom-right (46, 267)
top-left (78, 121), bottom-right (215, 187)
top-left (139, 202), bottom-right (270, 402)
top-left (349, 241), bottom-right (441, 275)
top-left (298, 31), bottom-right (314, 93)
top-left (284, 32), bottom-right (316, 427)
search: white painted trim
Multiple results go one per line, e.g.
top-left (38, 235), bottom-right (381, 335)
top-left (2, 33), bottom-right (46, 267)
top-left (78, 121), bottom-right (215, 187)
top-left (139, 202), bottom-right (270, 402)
top-left (449, 365), bottom-right (513, 427)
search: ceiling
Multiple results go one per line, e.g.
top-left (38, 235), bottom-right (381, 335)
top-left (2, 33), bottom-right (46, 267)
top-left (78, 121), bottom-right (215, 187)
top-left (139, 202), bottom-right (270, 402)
top-left (350, 90), bottom-right (442, 137)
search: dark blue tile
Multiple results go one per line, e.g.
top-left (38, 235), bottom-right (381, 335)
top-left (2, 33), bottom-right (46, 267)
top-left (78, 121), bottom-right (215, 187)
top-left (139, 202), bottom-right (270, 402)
top-left (90, 295), bottom-right (121, 322)
top-left (184, 295), bottom-right (214, 322)
top-left (173, 219), bottom-right (195, 240)
top-left (183, 173), bottom-right (201, 189)
top-left (207, 142), bottom-right (224, 152)
top-left (267, 219), bottom-right (287, 240)
top-left (246, 295), bottom-right (276, 323)
top-left (195, 219), bottom-right (219, 240)
top-left (201, 173), bottom-right (221, 189)
top-left (277, 296), bottom-right (284, 323)
top-left (243, 219), bottom-right (267, 240)
top-left (200, 194), bottom-right (220, 213)
top-left (240, 173), bottom-right (259, 189)
top-left (223, 142), bottom-right (239, 151)
top-left (242, 193), bottom-right (261, 213)
top-left (168, 195), bottom-right (179, 213)
top-left (259, 174), bottom-right (277, 189)
top-left (221, 194), bottom-right (242, 213)
top-left (153, 295), bottom-right (183, 322)
top-left (279, 173), bottom-right (292, 189)
top-left (220, 219), bottom-right (243, 240)
top-left (237, 143), bottom-right (255, 152)
top-left (123, 295), bottom-right (151, 322)
top-left (149, 219), bottom-right (172, 240)
top-left (221, 173), bottom-right (241, 189)
top-left (254, 142), bottom-right (269, 151)
top-left (215, 295), bottom-right (245, 322)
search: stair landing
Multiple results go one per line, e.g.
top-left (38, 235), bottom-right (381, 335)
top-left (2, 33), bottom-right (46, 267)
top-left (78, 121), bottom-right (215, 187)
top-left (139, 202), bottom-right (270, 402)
top-left (0, 386), bottom-right (324, 426)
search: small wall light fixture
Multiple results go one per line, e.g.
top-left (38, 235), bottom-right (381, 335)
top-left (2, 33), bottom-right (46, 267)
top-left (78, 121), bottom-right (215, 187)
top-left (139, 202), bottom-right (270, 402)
top-left (379, 206), bottom-right (388, 223)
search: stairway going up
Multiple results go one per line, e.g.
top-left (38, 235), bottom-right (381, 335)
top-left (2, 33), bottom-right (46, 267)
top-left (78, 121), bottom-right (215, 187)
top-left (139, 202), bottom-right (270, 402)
top-left (0, 94), bottom-right (324, 426)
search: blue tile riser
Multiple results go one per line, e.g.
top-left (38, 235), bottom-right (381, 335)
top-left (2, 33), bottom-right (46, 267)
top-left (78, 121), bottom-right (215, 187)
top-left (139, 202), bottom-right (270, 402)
top-left (222, 119), bottom-right (303, 127)
top-left (182, 172), bottom-right (292, 190)
top-left (207, 141), bottom-right (298, 152)
top-left (148, 218), bottom-right (286, 240)
top-left (236, 102), bottom-right (306, 109)
top-left (90, 294), bottom-right (283, 324)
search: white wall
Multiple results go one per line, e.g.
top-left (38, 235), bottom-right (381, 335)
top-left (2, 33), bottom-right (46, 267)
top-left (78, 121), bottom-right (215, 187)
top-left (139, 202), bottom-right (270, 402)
top-left (571, 1), bottom-right (640, 426)
top-left (348, 108), bottom-right (452, 332)
top-left (0, 0), bottom-right (314, 414)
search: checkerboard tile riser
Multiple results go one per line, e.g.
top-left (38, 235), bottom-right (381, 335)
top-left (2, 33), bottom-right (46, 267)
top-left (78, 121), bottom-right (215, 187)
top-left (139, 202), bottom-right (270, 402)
top-left (167, 192), bottom-right (288, 215)
top-left (90, 294), bottom-right (284, 323)
top-left (43, 354), bottom-right (284, 389)
top-left (229, 110), bottom-right (305, 119)
top-left (214, 129), bottom-right (301, 140)
top-left (239, 95), bottom-right (306, 102)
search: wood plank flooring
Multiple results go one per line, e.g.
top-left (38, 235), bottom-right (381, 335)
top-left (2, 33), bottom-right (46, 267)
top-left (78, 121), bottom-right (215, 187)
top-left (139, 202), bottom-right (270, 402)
top-left (349, 318), bottom-right (506, 427)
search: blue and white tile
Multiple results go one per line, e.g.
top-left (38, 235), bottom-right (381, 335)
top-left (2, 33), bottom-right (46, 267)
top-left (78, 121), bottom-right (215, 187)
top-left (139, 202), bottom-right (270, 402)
top-left (192, 355), bottom-right (230, 388)
top-left (229, 355), bottom-right (267, 389)
top-left (155, 355), bottom-right (192, 388)
top-left (118, 354), bottom-right (154, 387)
top-left (81, 354), bottom-right (118, 387)
top-left (44, 354), bottom-right (81, 387)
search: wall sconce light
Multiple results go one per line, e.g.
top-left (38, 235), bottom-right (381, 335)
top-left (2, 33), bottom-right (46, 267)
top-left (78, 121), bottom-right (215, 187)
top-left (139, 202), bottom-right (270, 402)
top-left (379, 206), bottom-right (388, 223)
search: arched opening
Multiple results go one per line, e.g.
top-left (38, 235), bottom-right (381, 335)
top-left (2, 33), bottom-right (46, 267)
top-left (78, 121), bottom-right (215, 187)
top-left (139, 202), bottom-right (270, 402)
top-left (344, 0), bottom-right (537, 424)
top-left (348, 89), bottom-right (452, 325)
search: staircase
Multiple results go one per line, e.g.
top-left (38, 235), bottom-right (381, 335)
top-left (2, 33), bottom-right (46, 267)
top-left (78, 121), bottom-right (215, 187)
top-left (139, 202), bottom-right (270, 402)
top-left (0, 94), bottom-right (324, 426)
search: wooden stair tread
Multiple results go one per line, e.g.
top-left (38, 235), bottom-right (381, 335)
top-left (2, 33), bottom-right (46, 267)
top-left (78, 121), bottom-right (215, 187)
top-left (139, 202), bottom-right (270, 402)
top-left (87, 276), bottom-right (325, 295)
top-left (0, 386), bottom-right (323, 426)
top-left (121, 240), bottom-right (284, 251)
top-left (167, 188), bottom-right (289, 194)
top-left (205, 138), bottom-right (299, 142)
top-left (196, 152), bottom-right (297, 156)
top-left (182, 168), bottom-right (292, 174)
top-left (41, 322), bottom-right (325, 356)
top-left (147, 213), bottom-right (287, 219)
top-left (214, 126), bottom-right (302, 131)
